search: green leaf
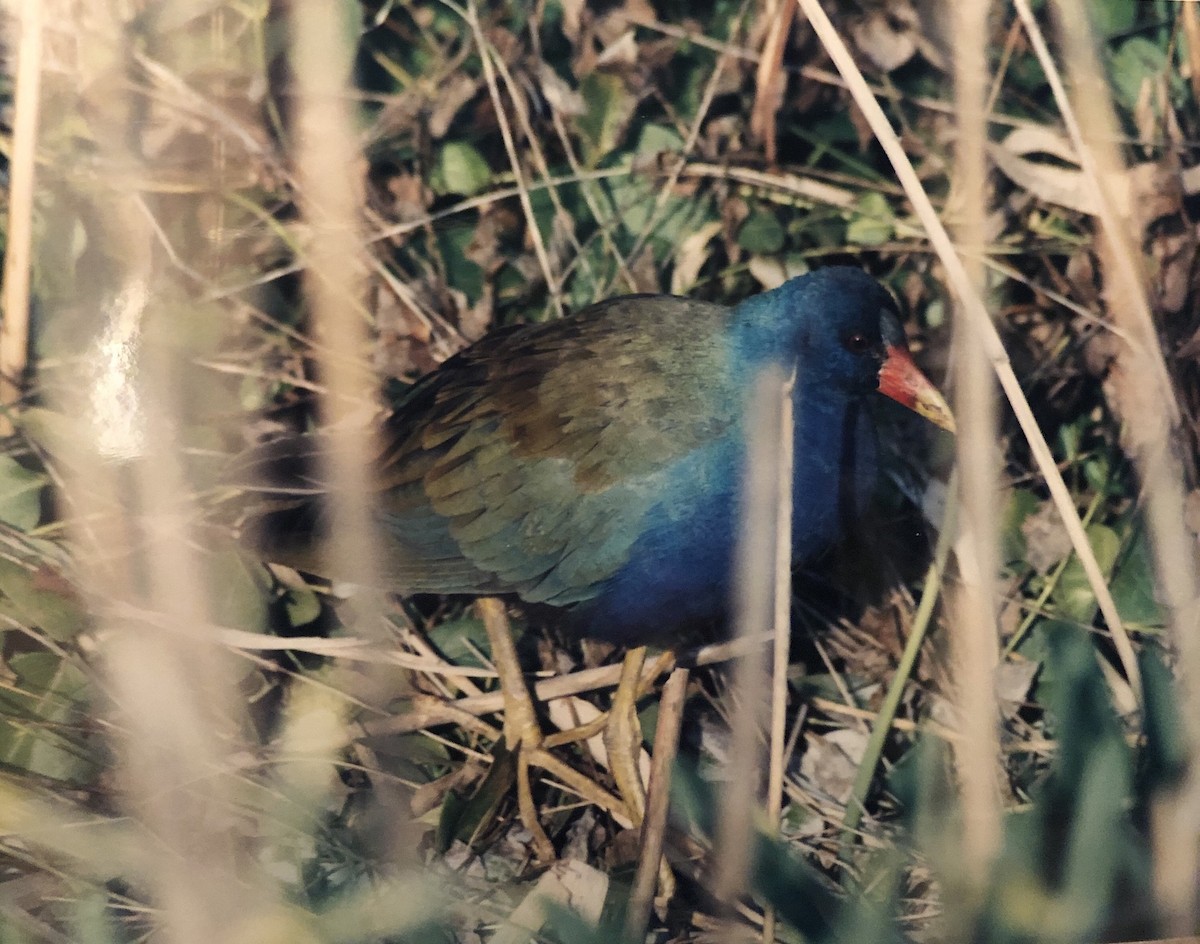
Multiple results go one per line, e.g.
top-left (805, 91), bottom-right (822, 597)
top-left (434, 220), bottom-right (484, 304)
top-left (1109, 528), bottom-right (1162, 626)
top-left (0, 652), bottom-right (95, 784)
top-left (737, 208), bottom-right (785, 254)
top-left (0, 457), bottom-right (46, 531)
top-left (431, 141), bottom-right (491, 196)
top-left (0, 558), bottom-right (86, 641)
top-left (1108, 37), bottom-right (1166, 112)
top-left (436, 741), bottom-right (516, 852)
top-left (1046, 740), bottom-right (1130, 938)
top-left (846, 192), bottom-right (894, 247)
top-left (1140, 646), bottom-right (1189, 789)
top-left (575, 72), bottom-right (634, 166)
top-left (634, 122), bottom-right (684, 160)
top-left (1053, 524), bottom-right (1120, 624)
top-left (427, 615), bottom-right (494, 668)
top-left (1092, 0), bottom-right (1136, 40)
top-left (206, 549), bottom-right (270, 634)
top-left (284, 586), bottom-right (322, 628)
top-left (1001, 488), bottom-right (1040, 567)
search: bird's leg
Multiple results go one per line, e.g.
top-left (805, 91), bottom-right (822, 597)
top-left (476, 597), bottom-right (542, 750)
top-left (476, 597), bottom-right (552, 857)
top-left (517, 752), bottom-right (556, 861)
top-left (540, 652), bottom-right (675, 751)
top-left (603, 645), bottom-right (649, 826)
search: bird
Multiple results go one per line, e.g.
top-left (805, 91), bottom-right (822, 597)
top-left (226, 266), bottom-right (953, 869)
top-left (233, 266), bottom-right (952, 645)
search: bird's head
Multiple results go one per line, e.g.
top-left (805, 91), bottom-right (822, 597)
top-left (758, 267), bottom-right (955, 433)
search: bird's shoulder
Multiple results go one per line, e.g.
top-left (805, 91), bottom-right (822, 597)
top-left (384, 293), bottom-right (738, 490)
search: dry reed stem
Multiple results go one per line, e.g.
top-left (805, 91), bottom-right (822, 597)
top-left (762, 368), bottom-right (795, 944)
top-left (793, 0), bottom-right (1142, 704)
top-left (290, 3), bottom-right (387, 615)
top-left (35, 8), bottom-right (278, 941)
top-left (625, 665), bottom-right (691, 943)
top-left (1013, 0), bottom-right (1176, 415)
top-left (0, 0), bottom-right (42, 435)
top-left (750, 0), bottom-right (796, 165)
top-left (714, 367), bottom-right (788, 918)
top-left (1185, 3), bottom-right (1200, 109)
top-left (103, 600), bottom-right (498, 674)
top-left (287, 0), bottom-right (425, 895)
top-left (947, 0), bottom-right (1004, 887)
top-left (1023, 0), bottom-right (1200, 929)
top-left (361, 632), bottom-right (777, 738)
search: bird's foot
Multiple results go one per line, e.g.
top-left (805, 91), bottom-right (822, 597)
top-left (604, 646), bottom-right (649, 827)
top-left (475, 597), bottom-right (553, 860)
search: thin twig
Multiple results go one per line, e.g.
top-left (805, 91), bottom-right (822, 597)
top-left (359, 633), bottom-right (777, 738)
top-left (839, 477), bottom-right (957, 846)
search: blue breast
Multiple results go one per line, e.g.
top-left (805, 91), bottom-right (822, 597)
top-left (568, 388), bottom-right (878, 642)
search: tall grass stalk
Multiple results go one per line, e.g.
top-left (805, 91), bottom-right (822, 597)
top-left (947, 0), bottom-right (1004, 894)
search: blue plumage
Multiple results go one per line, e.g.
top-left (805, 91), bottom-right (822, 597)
top-left (235, 267), bottom-right (951, 643)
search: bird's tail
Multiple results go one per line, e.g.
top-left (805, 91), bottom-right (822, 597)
top-left (208, 433), bottom-right (336, 578)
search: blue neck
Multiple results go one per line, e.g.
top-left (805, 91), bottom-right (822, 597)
top-left (789, 387), bottom-right (877, 559)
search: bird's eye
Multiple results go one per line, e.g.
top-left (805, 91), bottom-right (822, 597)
top-left (842, 332), bottom-right (872, 354)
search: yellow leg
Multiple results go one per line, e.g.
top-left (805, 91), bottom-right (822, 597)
top-left (476, 598), bottom-right (550, 857)
top-left (475, 600), bottom-right (668, 864)
top-left (476, 597), bottom-right (541, 750)
top-left (604, 645), bottom-right (649, 826)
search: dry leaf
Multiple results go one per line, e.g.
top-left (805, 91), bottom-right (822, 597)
top-left (995, 659), bottom-right (1038, 719)
top-left (671, 221), bottom-right (721, 293)
top-left (560, 0), bottom-right (585, 42)
top-left (799, 729), bottom-right (868, 805)
top-left (988, 126), bottom-right (1106, 216)
top-left (850, 2), bottom-right (919, 73)
top-left (489, 860), bottom-right (609, 944)
top-left (748, 255), bottom-right (809, 291)
top-left (984, 126), bottom-right (1176, 220)
top-left (596, 30), bottom-right (638, 68)
top-left (750, 0), bottom-right (796, 164)
top-left (1020, 500), bottom-right (1073, 574)
top-left (429, 74), bottom-right (479, 139)
top-left (539, 63), bottom-right (586, 116)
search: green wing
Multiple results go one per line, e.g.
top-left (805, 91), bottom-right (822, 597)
top-left (371, 295), bottom-right (738, 604)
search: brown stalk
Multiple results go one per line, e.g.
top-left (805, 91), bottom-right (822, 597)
top-left (714, 367), bottom-right (789, 922)
top-left (0, 0), bottom-right (43, 434)
top-left (37, 7), bottom-right (276, 940)
top-left (947, 0), bottom-right (1004, 892)
top-left (750, 0), bottom-right (797, 165)
top-left (762, 368), bottom-right (795, 943)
